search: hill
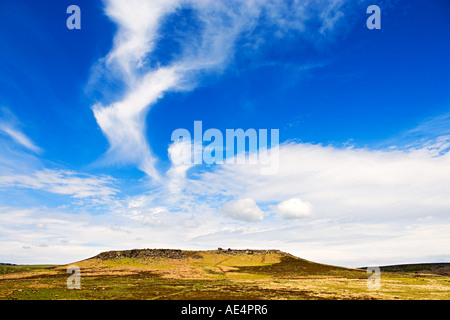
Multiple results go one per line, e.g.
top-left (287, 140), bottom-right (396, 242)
top-left (376, 263), bottom-right (450, 276)
top-left (0, 248), bottom-right (449, 300)
top-left (88, 248), bottom-right (359, 277)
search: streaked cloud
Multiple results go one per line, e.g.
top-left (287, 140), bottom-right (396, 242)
top-left (0, 107), bottom-right (42, 154)
top-left (91, 0), bottom-right (350, 179)
top-left (0, 169), bottom-right (118, 200)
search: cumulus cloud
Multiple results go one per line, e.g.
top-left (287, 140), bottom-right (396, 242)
top-left (195, 140), bottom-right (450, 219)
top-left (220, 198), bottom-right (265, 222)
top-left (273, 197), bottom-right (313, 219)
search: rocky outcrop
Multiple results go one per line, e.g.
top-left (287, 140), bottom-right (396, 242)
top-left (215, 248), bottom-right (284, 255)
top-left (92, 248), bottom-right (286, 261)
top-left (93, 249), bottom-right (188, 260)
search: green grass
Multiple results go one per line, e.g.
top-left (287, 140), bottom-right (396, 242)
top-left (0, 265), bottom-right (56, 275)
top-left (1, 251), bottom-right (449, 300)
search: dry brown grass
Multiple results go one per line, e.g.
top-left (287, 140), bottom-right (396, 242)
top-left (1, 250), bottom-right (449, 300)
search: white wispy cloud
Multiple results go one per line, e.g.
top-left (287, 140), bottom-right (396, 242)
top-left (0, 207), bottom-right (134, 264)
top-left (0, 169), bottom-right (118, 200)
top-left (0, 126), bottom-right (42, 154)
top-left (91, 0), bottom-right (350, 179)
top-left (92, 66), bottom-right (180, 179)
top-left (0, 108), bottom-right (42, 154)
top-left (380, 112), bottom-right (450, 152)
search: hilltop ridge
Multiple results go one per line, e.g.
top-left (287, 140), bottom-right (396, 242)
top-left (79, 247), bottom-right (362, 280)
top-left (91, 248), bottom-right (286, 261)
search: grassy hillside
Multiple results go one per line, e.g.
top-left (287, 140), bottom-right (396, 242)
top-left (0, 264), bottom-right (55, 275)
top-left (377, 263), bottom-right (450, 276)
top-left (0, 249), bottom-right (449, 300)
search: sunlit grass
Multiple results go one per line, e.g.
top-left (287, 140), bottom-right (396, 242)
top-left (1, 251), bottom-right (449, 300)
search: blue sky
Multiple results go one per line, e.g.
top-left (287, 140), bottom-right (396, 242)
top-left (0, 0), bottom-right (449, 266)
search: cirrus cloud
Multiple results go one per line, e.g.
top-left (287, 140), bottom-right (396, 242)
top-left (90, 0), bottom-right (350, 179)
